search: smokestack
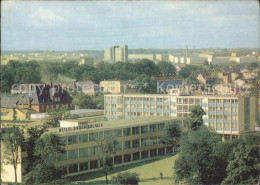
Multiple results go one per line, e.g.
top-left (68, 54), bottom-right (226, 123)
top-left (28, 97), bottom-right (31, 108)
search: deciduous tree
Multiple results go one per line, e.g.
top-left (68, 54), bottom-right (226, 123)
top-left (1, 126), bottom-right (25, 184)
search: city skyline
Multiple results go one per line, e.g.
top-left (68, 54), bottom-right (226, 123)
top-left (2, 1), bottom-right (259, 51)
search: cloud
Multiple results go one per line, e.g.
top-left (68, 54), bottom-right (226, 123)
top-left (30, 7), bottom-right (66, 28)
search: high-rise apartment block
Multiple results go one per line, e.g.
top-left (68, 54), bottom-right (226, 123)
top-left (104, 94), bottom-right (256, 139)
top-left (104, 45), bottom-right (128, 62)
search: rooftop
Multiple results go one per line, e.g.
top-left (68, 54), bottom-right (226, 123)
top-left (45, 116), bottom-right (182, 135)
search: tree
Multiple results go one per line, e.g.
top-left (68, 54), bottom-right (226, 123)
top-left (186, 105), bottom-right (205, 130)
top-left (156, 61), bottom-right (176, 75)
top-left (1, 126), bottom-right (25, 184)
top-left (133, 74), bottom-right (157, 93)
top-left (23, 127), bottom-right (44, 174)
top-left (174, 126), bottom-right (224, 184)
top-left (44, 105), bottom-right (71, 128)
top-left (111, 172), bottom-right (140, 185)
top-left (222, 135), bottom-right (259, 184)
top-left (72, 93), bottom-right (99, 109)
top-left (98, 136), bottom-right (118, 184)
top-left (22, 162), bottom-right (64, 185)
top-left (34, 133), bottom-right (65, 164)
top-left (160, 121), bottom-right (181, 152)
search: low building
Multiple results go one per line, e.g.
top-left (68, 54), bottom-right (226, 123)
top-left (2, 84), bottom-right (73, 113)
top-left (151, 75), bottom-right (182, 92)
top-left (156, 54), bottom-right (169, 61)
top-left (128, 54), bottom-right (155, 61)
top-left (75, 81), bottom-right (101, 96)
top-left (2, 117), bottom-right (182, 182)
top-left (100, 80), bottom-right (132, 94)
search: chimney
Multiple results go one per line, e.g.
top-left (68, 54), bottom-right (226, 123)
top-left (28, 97), bottom-right (31, 108)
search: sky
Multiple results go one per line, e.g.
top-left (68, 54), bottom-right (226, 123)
top-left (1, 1), bottom-right (259, 51)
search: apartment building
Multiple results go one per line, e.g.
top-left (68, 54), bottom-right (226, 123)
top-left (104, 94), bottom-right (256, 138)
top-left (104, 45), bottom-right (128, 63)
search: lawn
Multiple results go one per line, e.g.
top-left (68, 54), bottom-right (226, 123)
top-left (72, 154), bottom-right (178, 185)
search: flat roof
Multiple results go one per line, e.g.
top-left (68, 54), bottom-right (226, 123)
top-left (104, 93), bottom-right (249, 98)
top-left (46, 116), bottom-right (182, 135)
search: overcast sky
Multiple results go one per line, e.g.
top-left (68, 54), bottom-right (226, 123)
top-left (1, 1), bottom-right (259, 51)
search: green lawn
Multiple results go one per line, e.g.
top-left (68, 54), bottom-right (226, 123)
top-left (72, 154), bottom-right (178, 185)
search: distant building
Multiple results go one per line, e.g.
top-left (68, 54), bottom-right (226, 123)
top-left (79, 56), bottom-right (94, 66)
top-left (236, 56), bottom-right (258, 64)
top-left (151, 75), bottom-right (182, 92)
top-left (156, 54), bottom-right (169, 61)
top-left (75, 81), bottom-right (101, 96)
top-left (104, 45), bottom-right (128, 63)
top-left (128, 54), bottom-right (155, 61)
top-left (100, 80), bottom-right (132, 94)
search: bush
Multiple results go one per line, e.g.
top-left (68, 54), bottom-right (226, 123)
top-left (111, 172), bottom-right (140, 185)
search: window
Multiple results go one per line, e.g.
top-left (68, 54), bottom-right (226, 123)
top-left (158, 148), bottom-right (165, 155)
top-left (104, 130), bottom-right (113, 138)
top-left (123, 141), bottom-right (131, 150)
top-left (79, 134), bottom-right (88, 143)
top-left (150, 137), bottom-right (157, 145)
top-left (68, 135), bottom-right (78, 145)
top-left (61, 136), bottom-right (67, 145)
top-left (57, 152), bottom-right (67, 161)
top-left (141, 125), bottom-right (148, 133)
top-left (150, 149), bottom-right (157, 157)
top-left (90, 160), bottom-right (98, 169)
top-left (132, 126), bottom-right (140, 135)
top-left (99, 131), bottom-right (104, 139)
top-left (177, 98), bottom-right (182, 104)
top-left (115, 142), bottom-right (122, 151)
top-left (114, 129), bottom-right (122, 137)
top-left (124, 154), bottom-right (131, 163)
top-left (79, 148), bottom-right (88, 157)
top-left (133, 152), bottom-right (140, 161)
top-left (132, 139), bottom-right (140, 148)
top-left (158, 123), bottom-right (165, 131)
top-left (114, 155), bottom-right (122, 165)
top-left (141, 138), bottom-right (149, 146)
top-left (89, 146), bottom-right (99, 156)
top-left (141, 151), bottom-right (149, 159)
top-left (79, 162), bottom-right (88, 171)
top-left (149, 124), bottom-right (157, 132)
top-left (123, 128), bottom-right (131, 136)
top-left (68, 149), bottom-right (78, 159)
top-left (69, 164), bottom-right (78, 173)
top-left (89, 132), bottom-right (98, 141)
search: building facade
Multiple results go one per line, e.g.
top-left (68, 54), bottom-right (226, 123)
top-left (104, 94), bottom-right (256, 138)
top-left (22, 117), bottom-right (179, 178)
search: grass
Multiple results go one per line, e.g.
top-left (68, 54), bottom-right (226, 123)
top-left (71, 154), bottom-right (178, 185)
